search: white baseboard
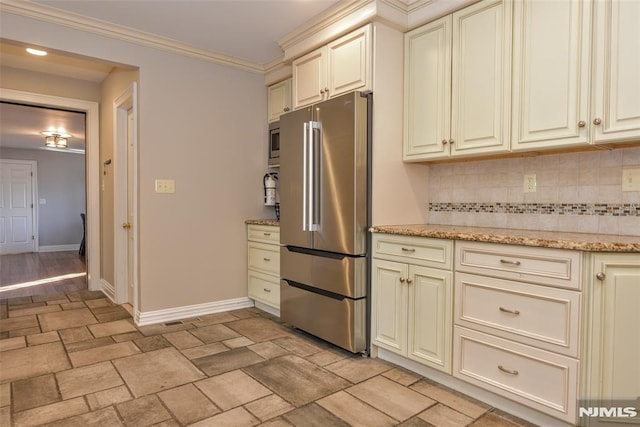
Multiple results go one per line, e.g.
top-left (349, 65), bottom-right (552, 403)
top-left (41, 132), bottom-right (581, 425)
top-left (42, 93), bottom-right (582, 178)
top-left (100, 279), bottom-right (115, 302)
top-left (135, 297), bottom-right (254, 326)
top-left (254, 300), bottom-right (280, 318)
top-left (38, 244), bottom-right (80, 252)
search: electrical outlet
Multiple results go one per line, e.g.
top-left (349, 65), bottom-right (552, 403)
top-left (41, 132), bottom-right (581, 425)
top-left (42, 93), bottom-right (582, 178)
top-left (155, 179), bottom-right (175, 194)
top-left (622, 168), bottom-right (640, 192)
top-left (524, 174), bottom-right (536, 193)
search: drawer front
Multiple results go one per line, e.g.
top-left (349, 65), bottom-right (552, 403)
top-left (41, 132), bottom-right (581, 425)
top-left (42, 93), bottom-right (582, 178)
top-left (248, 242), bottom-right (280, 276)
top-left (453, 327), bottom-right (578, 423)
top-left (248, 271), bottom-right (280, 308)
top-left (456, 241), bottom-right (582, 289)
top-left (455, 273), bottom-right (580, 356)
top-left (247, 225), bottom-right (280, 244)
top-left (373, 233), bottom-right (453, 269)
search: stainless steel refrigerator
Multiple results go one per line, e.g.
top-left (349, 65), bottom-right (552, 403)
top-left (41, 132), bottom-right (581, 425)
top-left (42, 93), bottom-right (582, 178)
top-left (279, 91), bottom-right (371, 354)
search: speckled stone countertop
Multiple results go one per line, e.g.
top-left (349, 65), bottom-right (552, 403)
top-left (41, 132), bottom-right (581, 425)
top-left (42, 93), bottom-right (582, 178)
top-left (371, 224), bottom-right (640, 253)
top-left (245, 219), bottom-right (280, 226)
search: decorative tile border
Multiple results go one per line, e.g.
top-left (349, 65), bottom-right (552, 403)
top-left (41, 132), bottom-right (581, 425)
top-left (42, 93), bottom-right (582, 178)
top-left (429, 203), bottom-right (640, 216)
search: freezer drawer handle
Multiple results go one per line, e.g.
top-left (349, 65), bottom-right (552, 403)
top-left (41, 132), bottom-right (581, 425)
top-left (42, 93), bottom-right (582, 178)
top-left (284, 279), bottom-right (346, 301)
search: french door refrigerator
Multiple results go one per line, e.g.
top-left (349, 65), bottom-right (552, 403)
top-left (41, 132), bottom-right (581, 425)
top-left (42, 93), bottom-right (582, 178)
top-left (279, 91), bottom-right (371, 354)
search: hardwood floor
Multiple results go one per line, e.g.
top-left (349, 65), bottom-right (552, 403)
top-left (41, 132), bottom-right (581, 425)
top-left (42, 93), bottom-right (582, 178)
top-left (0, 251), bottom-right (87, 299)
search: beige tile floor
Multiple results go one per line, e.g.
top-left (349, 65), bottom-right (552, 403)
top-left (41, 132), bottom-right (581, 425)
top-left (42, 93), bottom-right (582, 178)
top-left (0, 291), bottom-right (538, 426)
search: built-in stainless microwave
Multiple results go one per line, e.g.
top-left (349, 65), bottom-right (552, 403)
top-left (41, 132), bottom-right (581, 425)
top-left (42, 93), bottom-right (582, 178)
top-left (268, 121), bottom-right (280, 166)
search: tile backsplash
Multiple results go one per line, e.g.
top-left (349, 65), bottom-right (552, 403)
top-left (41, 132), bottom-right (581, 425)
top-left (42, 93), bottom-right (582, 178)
top-left (428, 146), bottom-right (640, 236)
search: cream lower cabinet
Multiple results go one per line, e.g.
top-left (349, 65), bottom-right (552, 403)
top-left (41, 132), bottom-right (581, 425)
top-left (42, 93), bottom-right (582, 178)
top-left (582, 253), bottom-right (640, 425)
top-left (247, 224), bottom-right (280, 314)
top-left (453, 241), bottom-right (583, 424)
top-left (371, 234), bottom-right (453, 373)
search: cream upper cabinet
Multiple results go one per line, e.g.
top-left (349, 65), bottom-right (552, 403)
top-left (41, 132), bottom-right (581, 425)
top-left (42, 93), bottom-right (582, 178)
top-left (583, 253), bottom-right (640, 415)
top-left (511, 0), bottom-right (592, 151)
top-left (292, 25), bottom-right (371, 110)
top-left (404, 0), bottom-right (511, 161)
top-left (267, 79), bottom-right (292, 123)
top-left (591, 0), bottom-right (640, 143)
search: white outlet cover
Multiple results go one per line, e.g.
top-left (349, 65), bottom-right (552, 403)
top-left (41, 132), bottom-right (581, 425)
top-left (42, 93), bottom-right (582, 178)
top-left (524, 174), bottom-right (537, 193)
top-left (622, 168), bottom-right (640, 192)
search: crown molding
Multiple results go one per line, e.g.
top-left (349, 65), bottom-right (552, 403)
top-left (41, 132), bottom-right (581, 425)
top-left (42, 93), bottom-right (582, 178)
top-left (0, 0), bottom-right (266, 74)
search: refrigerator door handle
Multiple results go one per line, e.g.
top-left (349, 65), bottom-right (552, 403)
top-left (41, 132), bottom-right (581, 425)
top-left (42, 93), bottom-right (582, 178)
top-left (309, 120), bottom-right (321, 231)
top-left (302, 121), bottom-right (309, 231)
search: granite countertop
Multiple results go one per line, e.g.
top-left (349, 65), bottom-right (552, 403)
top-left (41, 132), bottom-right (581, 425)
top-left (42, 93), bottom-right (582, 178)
top-left (245, 219), bottom-right (280, 226)
top-left (371, 224), bottom-right (640, 253)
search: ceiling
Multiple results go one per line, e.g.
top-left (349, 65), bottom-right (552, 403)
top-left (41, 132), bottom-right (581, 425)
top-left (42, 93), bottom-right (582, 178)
top-left (1, 0), bottom-right (343, 154)
top-left (30, 0), bottom-right (343, 66)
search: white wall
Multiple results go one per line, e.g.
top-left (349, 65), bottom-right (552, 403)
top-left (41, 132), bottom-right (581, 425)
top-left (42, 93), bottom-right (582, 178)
top-left (0, 147), bottom-right (85, 247)
top-left (1, 10), bottom-right (273, 312)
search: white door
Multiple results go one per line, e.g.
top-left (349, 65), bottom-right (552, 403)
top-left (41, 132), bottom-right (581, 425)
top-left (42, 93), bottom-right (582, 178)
top-left (371, 259), bottom-right (408, 354)
top-left (292, 48), bottom-right (326, 109)
top-left (126, 109), bottom-right (135, 304)
top-left (0, 160), bottom-right (36, 254)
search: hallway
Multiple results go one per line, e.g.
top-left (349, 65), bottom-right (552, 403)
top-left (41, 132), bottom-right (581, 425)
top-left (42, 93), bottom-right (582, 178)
top-left (0, 251), bottom-right (86, 299)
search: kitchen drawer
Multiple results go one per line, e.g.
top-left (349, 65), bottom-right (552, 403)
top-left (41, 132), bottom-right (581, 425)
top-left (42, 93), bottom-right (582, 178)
top-left (453, 327), bottom-right (578, 423)
top-left (247, 224), bottom-right (280, 245)
top-left (455, 273), bottom-right (580, 357)
top-left (455, 241), bottom-right (582, 290)
top-left (373, 233), bottom-right (453, 270)
top-left (248, 270), bottom-right (280, 308)
top-left (248, 242), bottom-right (280, 276)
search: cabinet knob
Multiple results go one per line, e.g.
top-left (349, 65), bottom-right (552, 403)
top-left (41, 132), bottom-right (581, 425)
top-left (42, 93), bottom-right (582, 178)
top-left (578, 120), bottom-right (586, 127)
top-left (284, 107), bottom-right (290, 112)
top-left (320, 89), bottom-right (325, 94)
top-left (442, 139), bottom-right (448, 145)
top-left (449, 139), bottom-right (454, 144)
top-left (596, 272), bottom-right (606, 281)
top-left (325, 87), bottom-right (329, 93)
top-left (406, 278), bottom-right (413, 284)
top-left (593, 118), bottom-right (602, 125)
top-left (399, 277), bottom-right (405, 283)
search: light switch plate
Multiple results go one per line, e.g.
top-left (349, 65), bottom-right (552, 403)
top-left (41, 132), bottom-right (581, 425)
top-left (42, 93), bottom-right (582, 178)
top-left (622, 168), bottom-right (640, 192)
top-left (155, 179), bottom-right (175, 194)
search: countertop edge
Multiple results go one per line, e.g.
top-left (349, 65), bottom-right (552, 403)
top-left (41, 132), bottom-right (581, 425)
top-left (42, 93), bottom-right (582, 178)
top-left (245, 219), bottom-right (280, 226)
top-left (370, 225), bottom-right (640, 253)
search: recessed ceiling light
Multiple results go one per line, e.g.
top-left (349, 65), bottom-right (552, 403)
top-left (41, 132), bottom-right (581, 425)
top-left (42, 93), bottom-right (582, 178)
top-left (26, 47), bottom-right (48, 56)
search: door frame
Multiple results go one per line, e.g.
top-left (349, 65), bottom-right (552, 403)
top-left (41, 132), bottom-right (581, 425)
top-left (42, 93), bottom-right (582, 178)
top-left (0, 159), bottom-right (38, 253)
top-left (0, 88), bottom-right (101, 291)
top-left (113, 83), bottom-right (138, 309)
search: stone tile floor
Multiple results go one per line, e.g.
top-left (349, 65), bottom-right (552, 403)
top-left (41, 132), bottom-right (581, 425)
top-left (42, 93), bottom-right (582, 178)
top-left (0, 291), bottom-right (538, 426)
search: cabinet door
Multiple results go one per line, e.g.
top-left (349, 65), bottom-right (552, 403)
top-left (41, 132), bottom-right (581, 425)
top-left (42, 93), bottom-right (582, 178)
top-left (403, 16), bottom-right (452, 161)
top-left (592, 0), bottom-right (640, 143)
top-left (293, 48), bottom-right (325, 109)
top-left (450, 0), bottom-right (511, 157)
top-left (584, 254), bottom-right (640, 405)
top-left (371, 259), bottom-right (408, 355)
top-left (268, 79), bottom-right (292, 123)
top-left (511, 0), bottom-right (591, 151)
top-left (407, 265), bottom-right (453, 373)
top-left (327, 25), bottom-right (371, 98)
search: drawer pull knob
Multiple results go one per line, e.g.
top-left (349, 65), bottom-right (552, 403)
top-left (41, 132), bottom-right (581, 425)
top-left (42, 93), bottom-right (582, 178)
top-left (263, 288), bottom-right (271, 293)
top-left (498, 365), bottom-right (519, 375)
top-left (499, 307), bottom-right (520, 315)
top-left (263, 258), bottom-right (271, 262)
top-left (399, 277), bottom-right (406, 283)
top-left (500, 259), bottom-right (521, 266)
top-left (263, 232), bottom-right (271, 236)
top-left (401, 247), bottom-right (416, 253)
